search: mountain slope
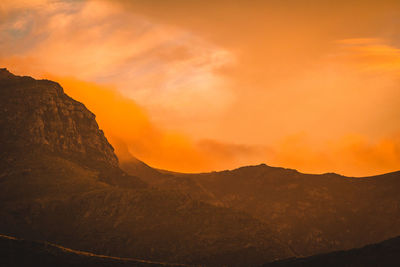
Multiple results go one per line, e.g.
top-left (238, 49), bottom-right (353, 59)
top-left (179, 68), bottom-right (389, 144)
top-left (263, 235), bottom-right (400, 267)
top-left (122, 155), bottom-right (400, 257)
top-left (0, 68), bottom-right (293, 266)
top-left (0, 234), bottom-right (181, 267)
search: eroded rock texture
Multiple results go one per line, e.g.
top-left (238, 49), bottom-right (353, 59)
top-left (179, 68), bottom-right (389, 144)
top-left (0, 68), bottom-right (117, 168)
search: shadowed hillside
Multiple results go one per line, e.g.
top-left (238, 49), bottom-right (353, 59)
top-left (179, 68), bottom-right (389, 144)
top-left (122, 151), bottom-right (400, 257)
top-left (263, 235), bottom-right (400, 267)
top-left (0, 234), bottom-right (182, 267)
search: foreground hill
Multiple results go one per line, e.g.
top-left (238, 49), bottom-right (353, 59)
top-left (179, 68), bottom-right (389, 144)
top-left (0, 234), bottom-right (180, 267)
top-left (122, 152), bottom-right (400, 257)
top-left (263, 235), bottom-right (400, 267)
top-left (0, 69), bottom-right (293, 266)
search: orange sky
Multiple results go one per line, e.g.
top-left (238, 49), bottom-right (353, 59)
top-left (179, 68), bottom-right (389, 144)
top-left (1, 0), bottom-right (400, 176)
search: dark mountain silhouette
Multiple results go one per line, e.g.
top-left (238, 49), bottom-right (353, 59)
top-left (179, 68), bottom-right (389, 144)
top-left (0, 234), bottom-right (182, 267)
top-left (263, 235), bottom-right (400, 267)
top-left (0, 68), bottom-right (294, 266)
top-left (121, 150), bottom-right (400, 258)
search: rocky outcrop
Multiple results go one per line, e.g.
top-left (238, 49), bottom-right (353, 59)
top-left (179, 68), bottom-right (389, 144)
top-left (0, 68), bottom-right (118, 168)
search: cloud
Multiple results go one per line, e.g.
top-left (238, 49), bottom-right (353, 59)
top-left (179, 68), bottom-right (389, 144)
top-left (54, 77), bottom-right (269, 172)
top-left (0, 0), bottom-right (235, 128)
top-left (56, 76), bottom-right (400, 176)
top-left (334, 37), bottom-right (400, 72)
top-left (268, 133), bottom-right (400, 177)
top-left (2, 0), bottom-right (400, 176)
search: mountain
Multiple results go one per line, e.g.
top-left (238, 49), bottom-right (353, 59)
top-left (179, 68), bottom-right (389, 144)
top-left (3, 68), bottom-right (400, 266)
top-left (0, 68), bottom-right (294, 266)
top-left (263, 235), bottom-right (400, 267)
top-left (0, 67), bottom-right (145, 189)
top-left (0, 68), bottom-right (116, 167)
top-left (121, 153), bottom-right (400, 257)
top-left (0, 234), bottom-right (181, 267)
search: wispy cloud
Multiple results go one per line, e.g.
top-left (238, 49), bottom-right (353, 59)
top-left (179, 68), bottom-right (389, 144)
top-left (55, 77), bottom-right (266, 172)
top-left (2, 0), bottom-right (400, 176)
top-left (0, 0), bottom-right (235, 124)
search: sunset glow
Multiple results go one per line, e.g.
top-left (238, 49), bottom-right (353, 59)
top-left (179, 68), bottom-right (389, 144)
top-left (2, 0), bottom-right (400, 175)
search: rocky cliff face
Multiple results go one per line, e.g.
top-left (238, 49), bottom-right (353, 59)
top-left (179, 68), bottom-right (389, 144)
top-left (0, 68), bottom-right (118, 168)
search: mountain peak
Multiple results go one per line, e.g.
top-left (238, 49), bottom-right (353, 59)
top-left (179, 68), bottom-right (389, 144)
top-left (0, 69), bottom-right (118, 168)
top-left (0, 68), bottom-right (15, 80)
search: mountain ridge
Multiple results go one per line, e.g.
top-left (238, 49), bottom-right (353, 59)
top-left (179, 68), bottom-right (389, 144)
top-left (121, 145), bottom-right (400, 258)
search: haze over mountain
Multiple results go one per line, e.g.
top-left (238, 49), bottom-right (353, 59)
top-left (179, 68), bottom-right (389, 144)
top-left (3, 0), bottom-right (400, 176)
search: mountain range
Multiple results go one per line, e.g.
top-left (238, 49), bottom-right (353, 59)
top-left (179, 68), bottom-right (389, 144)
top-left (121, 147), bottom-right (400, 257)
top-left (1, 68), bottom-right (400, 266)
